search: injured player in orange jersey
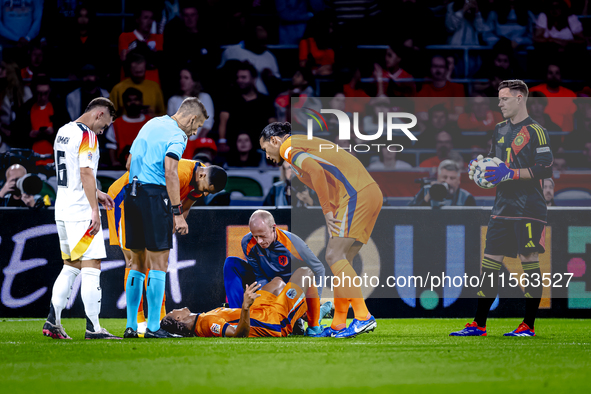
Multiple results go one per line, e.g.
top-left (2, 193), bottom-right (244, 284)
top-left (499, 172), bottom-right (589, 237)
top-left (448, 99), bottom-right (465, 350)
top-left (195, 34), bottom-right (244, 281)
top-left (160, 267), bottom-right (323, 338)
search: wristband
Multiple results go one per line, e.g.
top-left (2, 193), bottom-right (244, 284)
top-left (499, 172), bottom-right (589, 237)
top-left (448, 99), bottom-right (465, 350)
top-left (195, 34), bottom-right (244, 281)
top-left (172, 203), bottom-right (183, 215)
top-left (218, 138), bottom-right (227, 144)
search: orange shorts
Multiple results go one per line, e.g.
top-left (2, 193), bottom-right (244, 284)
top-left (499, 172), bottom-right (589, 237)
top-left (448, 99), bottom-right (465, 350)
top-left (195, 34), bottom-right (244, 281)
top-left (332, 182), bottom-right (382, 244)
top-left (107, 178), bottom-right (129, 250)
top-left (249, 283), bottom-right (307, 337)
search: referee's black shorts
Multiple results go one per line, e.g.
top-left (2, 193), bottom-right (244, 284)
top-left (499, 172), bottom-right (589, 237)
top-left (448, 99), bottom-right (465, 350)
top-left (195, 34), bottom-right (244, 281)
top-left (124, 184), bottom-right (173, 251)
top-left (484, 217), bottom-right (546, 258)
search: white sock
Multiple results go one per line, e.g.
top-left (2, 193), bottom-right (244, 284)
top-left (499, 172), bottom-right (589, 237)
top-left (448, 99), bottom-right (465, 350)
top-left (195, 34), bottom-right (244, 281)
top-left (50, 265), bottom-right (80, 326)
top-left (81, 267), bottom-right (102, 332)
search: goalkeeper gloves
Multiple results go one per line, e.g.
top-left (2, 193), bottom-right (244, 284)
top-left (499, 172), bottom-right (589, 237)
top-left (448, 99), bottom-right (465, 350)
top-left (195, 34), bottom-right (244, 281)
top-left (468, 154), bottom-right (483, 180)
top-left (484, 162), bottom-right (520, 185)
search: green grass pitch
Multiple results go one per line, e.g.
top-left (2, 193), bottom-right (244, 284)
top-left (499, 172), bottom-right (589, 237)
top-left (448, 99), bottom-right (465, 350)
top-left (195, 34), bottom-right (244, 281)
top-left (1, 318), bottom-right (589, 394)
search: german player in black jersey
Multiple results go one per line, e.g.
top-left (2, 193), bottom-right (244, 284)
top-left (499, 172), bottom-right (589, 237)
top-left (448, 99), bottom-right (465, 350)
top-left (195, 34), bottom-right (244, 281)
top-left (450, 80), bottom-right (553, 337)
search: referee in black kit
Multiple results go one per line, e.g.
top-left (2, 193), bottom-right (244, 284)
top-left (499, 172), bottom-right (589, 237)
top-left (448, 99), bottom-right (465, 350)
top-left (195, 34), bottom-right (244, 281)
top-left (123, 98), bottom-right (208, 338)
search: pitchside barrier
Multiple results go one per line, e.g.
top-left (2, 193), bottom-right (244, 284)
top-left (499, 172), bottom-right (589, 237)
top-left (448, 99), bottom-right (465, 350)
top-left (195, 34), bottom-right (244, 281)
top-left (0, 207), bottom-right (589, 319)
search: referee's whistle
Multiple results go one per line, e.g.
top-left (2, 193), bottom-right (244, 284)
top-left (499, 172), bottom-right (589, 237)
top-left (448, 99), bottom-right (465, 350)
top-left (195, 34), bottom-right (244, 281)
top-left (130, 176), bottom-right (138, 197)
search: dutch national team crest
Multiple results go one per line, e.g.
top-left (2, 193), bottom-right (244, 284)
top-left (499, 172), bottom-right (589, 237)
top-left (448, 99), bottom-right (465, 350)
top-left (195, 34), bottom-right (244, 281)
top-left (286, 288), bottom-right (297, 299)
top-left (278, 255), bottom-right (288, 266)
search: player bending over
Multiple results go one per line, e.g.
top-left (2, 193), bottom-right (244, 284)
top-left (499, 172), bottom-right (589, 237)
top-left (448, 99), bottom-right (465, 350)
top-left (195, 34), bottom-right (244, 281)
top-left (107, 158), bottom-right (227, 334)
top-left (260, 122), bottom-right (382, 338)
top-left (450, 79), bottom-right (553, 337)
top-left (43, 98), bottom-right (121, 340)
top-left (161, 267), bottom-right (320, 338)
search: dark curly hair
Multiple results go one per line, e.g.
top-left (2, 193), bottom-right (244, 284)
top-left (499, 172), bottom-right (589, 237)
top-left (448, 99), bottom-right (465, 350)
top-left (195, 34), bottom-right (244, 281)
top-left (160, 315), bottom-right (195, 337)
top-left (259, 122), bottom-right (291, 142)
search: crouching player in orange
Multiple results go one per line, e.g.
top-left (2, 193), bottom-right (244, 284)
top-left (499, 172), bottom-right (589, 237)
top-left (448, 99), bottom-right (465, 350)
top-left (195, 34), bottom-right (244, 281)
top-left (161, 267), bottom-right (319, 338)
top-left (107, 158), bottom-right (227, 334)
top-left (259, 122), bottom-right (382, 338)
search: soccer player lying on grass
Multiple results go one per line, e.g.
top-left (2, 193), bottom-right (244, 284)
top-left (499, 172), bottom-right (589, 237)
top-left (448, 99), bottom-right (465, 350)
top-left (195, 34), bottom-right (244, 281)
top-left (160, 267), bottom-right (322, 338)
top-left (224, 209), bottom-right (332, 335)
top-left (107, 158), bottom-right (227, 335)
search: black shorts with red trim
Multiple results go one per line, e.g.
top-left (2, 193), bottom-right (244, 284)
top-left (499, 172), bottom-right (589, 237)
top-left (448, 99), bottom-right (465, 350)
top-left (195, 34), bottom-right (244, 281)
top-left (484, 217), bottom-right (546, 258)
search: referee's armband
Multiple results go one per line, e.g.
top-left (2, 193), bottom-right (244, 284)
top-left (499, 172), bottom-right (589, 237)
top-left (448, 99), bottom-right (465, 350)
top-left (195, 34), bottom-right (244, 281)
top-left (166, 152), bottom-right (180, 161)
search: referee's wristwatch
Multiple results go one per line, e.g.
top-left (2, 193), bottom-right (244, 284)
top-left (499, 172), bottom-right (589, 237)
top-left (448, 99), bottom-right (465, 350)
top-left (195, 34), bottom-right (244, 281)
top-left (172, 204), bottom-right (183, 216)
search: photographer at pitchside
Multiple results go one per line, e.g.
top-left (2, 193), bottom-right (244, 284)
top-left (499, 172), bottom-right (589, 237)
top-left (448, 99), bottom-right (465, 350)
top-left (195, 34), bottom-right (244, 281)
top-left (409, 159), bottom-right (476, 208)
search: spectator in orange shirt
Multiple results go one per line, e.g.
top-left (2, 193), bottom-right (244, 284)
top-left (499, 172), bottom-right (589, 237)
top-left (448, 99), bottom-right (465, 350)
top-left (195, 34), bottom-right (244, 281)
top-left (529, 62), bottom-right (576, 131)
top-left (374, 43), bottom-right (416, 97)
top-left (13, 76), bottom-right (68, 160)
top-left (299, 12), bottom-right (335, 76)
top-left (416, 56), bottom-right (466, 122)
top-left (458, 94), bottom-right (503, 132)
top-left (106, 87), bottom-right (150, 168)
top-left (119, 6), bottom-right (163, 85)
top-left (342, 66), bottom-right (369, 114)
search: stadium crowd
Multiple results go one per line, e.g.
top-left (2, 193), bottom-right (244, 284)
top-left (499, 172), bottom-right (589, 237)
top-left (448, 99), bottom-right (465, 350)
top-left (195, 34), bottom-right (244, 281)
top-left (0, 0), bottom-right (590, 207)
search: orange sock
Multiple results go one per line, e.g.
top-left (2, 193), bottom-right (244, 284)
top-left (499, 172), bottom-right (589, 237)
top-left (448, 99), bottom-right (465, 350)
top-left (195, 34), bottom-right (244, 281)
top-left (330, 259), bottom-right (369, 321)
top-left (137, 298), bottom-right (146, 323)
top-left (305, 283), bottom-right (320, 328)
top-left (160, 292), bottom-right (167, 320)
top-left (331, 298), bottom-right (349, 330)
top-left (350, 298), bottom-right (370, 321)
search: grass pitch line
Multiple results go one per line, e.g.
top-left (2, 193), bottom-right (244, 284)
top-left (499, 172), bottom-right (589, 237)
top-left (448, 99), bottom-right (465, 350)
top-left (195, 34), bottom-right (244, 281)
top-left (1, 319), bottom-right (46, 322)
